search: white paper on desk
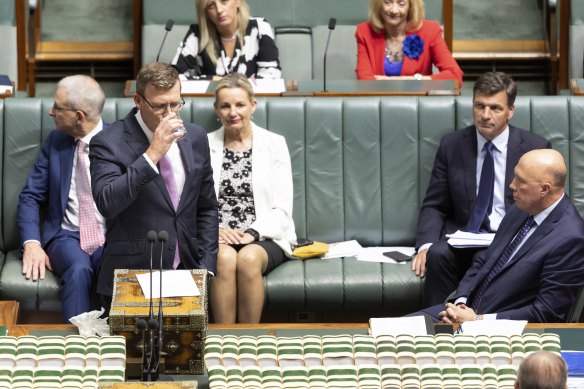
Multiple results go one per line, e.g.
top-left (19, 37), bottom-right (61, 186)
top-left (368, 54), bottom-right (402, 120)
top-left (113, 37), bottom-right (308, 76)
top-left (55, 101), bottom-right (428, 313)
top-left (460, 319), bottom-right (527, 336)
top-left (356, 247), bottom-right (415, 263)
top-left (180, 80), bottom-right (211, 94)
top-left (447, 230), bottom-right (495, 248)
top-left (251, 78), bottom-right (286, 93)
top-left (369, 316), bottom-right (430, 337)
top-left (137, 270), bottom-right (201, 299)
top-left (322, 240), bottom-right (364, 259)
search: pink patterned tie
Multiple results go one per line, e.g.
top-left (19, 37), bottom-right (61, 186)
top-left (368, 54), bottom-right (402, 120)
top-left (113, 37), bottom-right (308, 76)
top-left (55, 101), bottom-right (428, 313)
top-left (159, 155), bottom-right (181, 268)
top-left (76, 140), bottom-right (104, 254)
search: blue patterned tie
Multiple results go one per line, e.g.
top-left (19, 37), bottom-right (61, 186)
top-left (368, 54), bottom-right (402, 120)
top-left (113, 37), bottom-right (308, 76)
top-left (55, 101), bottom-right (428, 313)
top-left (466, 142), bottom-right (496, 233)
top-left (469, 215), bottom-right (536, 313)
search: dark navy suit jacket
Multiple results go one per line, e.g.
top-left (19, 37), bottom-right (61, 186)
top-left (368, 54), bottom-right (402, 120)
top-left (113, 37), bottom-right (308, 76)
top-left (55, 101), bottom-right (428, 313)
top-left (89, 108), bottom-right (218, 297)
top-left (415, 125), bottom-right (551, 248)
top-left (455, 196), bottom-right (584, 322)
top-left (17, 130), bottom-right (77, 246)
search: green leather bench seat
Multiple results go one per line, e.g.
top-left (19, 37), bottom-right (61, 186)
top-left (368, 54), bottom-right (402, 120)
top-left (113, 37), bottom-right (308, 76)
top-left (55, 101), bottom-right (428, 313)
top-left (1, 96), bottom-right (583, 321)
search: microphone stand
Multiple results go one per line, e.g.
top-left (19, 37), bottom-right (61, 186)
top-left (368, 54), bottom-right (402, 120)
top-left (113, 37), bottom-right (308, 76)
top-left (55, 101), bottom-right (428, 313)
top-left (323, 18), bottom-right (337, 92)
top-left (142, 231), bottom-right (158, 381)
top-left (155, 19), bottom-right (175, 62)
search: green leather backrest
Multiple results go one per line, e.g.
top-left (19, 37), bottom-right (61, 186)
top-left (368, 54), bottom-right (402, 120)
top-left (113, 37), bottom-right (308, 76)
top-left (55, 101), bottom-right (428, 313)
top-left (3, 96), bottom-right (581, 252)
top-left (0, 101), bottom-right (3, 251)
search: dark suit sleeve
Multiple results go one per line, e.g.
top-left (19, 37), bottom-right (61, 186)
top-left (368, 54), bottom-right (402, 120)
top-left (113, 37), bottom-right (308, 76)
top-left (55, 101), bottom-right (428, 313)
top-left (415, 138), bottom-right (451, 247)
top-left (194, 133), bottom-right (219, 274)
top-left (17, 133), bottom-right (53, 244)
top-left (89, 130), bottom-right (158, 219)
top-left (495, 234), bottom-right (584, 322)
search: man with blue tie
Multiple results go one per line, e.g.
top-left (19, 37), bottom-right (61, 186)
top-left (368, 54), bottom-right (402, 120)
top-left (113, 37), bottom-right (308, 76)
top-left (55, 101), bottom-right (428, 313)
top-left (417, 149), bottom-right (584, 323)
top-left (17, 75), bottom-right (106, 322)
top-left (89, 62), bottom-right (218, 309)
top-left (412, 72), bottom-right (551, 305)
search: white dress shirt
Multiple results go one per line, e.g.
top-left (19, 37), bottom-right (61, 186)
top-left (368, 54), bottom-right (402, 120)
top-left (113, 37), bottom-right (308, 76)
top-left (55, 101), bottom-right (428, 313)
top-left (61, 120), bottom-right (106, 233)
top-left (135, 111), bottom-right (186, 200)
top-left (475, 126), bottom-right (509, 231)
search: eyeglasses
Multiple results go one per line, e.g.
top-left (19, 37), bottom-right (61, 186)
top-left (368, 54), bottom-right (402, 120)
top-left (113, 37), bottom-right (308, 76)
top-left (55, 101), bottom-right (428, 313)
top-left (138, 93), bottom-right (185, 114)
top-left (52, 103), bottom-right (80, 113)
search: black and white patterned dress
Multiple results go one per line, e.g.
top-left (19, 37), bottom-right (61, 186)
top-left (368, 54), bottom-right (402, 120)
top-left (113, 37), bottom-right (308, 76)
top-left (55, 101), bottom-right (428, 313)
top-left (171, 17), bottom-right (281, 80)
top-left (218, 148), bottom-right (256, 230)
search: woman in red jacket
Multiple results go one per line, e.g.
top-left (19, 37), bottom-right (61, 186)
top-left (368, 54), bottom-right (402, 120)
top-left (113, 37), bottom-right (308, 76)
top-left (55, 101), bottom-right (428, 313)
top-left (355, 0), bottom-right (463, 86)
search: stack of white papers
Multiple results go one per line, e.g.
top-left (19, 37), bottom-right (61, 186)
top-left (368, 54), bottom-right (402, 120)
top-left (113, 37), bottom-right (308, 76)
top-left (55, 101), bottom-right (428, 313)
top-left (356, 247), bottom-right (415, 263)
top-left (250, 78), bottom-right (286, 94)
top-left (447, 230), bottom-right (495, 248)
top-left (137, 270), bottom-right (201, 299)
top-left (322, 240), bottom-right (364, 259)
top-left (369, 316), bottom-right (430, 337)
top-left (460, 319), bottom-right (527, 335)
top-left (180, 80), bottom-right (211, 94)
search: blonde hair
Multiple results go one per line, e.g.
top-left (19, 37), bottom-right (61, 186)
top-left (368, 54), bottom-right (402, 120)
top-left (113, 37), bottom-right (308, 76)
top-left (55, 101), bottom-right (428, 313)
top-left (368, 0), bottom-right (425, 33)
top-left (214, 73), bottom-right (255, 103)
top-left (196, 0), bottom-right (250, 65)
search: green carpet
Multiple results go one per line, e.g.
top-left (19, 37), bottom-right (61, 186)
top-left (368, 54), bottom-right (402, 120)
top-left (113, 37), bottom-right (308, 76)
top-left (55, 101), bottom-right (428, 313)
top-left (454, 0), bottom-right (544, 40)
top-left (40, 0), bottom-right (133, 42)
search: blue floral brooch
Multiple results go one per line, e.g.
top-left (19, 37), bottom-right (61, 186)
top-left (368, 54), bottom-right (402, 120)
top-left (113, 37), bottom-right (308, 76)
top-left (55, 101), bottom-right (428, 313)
top-left (403, 34), bottom-right (424, 60)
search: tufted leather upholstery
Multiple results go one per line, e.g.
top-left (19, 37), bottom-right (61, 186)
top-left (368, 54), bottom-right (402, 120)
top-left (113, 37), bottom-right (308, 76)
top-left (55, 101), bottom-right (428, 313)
top-left (1, 96), bottom-right (583, 321)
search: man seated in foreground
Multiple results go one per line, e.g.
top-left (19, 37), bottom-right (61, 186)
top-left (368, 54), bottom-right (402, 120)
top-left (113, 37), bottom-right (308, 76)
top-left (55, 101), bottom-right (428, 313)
top-left (515, 351), bottom-right (568, 389)
top-left (411, 149), bottom-right (584, 323)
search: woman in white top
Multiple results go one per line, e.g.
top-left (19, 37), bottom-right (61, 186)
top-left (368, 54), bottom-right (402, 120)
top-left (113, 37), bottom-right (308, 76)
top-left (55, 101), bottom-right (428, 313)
top-left (208, 73), bottom-right (295, 323)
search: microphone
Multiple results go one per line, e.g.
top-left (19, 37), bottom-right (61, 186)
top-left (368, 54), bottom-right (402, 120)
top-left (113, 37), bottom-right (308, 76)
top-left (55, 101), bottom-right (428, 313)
top-left (155, 19), bottom-right (175, 62)
top-left (136, 318), bottom-right (148, 381)
top-left (151, 230), bottom-right (169, 378)
top-left (143, 230), bottom-right (158, 381)
top-left (323, 17), bottom-right (337, 92)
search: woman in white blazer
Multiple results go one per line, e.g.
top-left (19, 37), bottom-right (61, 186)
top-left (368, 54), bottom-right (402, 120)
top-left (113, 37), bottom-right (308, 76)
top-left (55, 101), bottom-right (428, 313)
top-left (208, 73), bottom-right (296, 323)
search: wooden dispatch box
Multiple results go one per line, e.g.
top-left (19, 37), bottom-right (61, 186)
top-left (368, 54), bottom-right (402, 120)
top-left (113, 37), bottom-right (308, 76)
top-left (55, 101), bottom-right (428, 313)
top-left (109, 269), bottom-right (208, 375)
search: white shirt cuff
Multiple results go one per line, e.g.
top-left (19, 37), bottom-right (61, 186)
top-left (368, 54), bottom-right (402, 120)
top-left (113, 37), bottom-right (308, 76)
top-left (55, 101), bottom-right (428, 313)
top-left (418, 243), bottom-right (432, 253)
top-left (143, 153), bottom-right (159, 173)
top-left (482, 313), bottom-right (497, 320)
top-left (23, 240), bottom-right (41, 247)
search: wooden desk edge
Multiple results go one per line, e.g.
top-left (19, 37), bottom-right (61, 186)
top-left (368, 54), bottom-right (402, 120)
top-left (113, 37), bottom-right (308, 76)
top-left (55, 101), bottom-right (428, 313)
top-left (9, 322), bottom-right (583, 337)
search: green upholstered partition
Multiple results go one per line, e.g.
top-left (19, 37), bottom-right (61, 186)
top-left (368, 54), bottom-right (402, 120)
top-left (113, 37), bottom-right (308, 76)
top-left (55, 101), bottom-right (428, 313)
top-left (0, 101), bottom-right (3, 252)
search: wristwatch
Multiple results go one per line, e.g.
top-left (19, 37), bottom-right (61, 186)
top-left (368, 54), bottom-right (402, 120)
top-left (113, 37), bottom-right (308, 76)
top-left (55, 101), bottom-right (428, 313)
top-left (244, 228), bottom-right (260, 241)
top-left (413, 73), bottom-right (423, 80)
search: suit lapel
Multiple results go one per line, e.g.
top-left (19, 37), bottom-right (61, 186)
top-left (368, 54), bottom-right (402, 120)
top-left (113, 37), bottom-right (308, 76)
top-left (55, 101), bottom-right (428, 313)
top-left (123, 113), bottom-right (176, 212)
top-left (460, 128), bottom-right (478, 207)
top-left (60, 138), bottom-right (75, 213)
top-left (373, 29), bottom-right (386, 74)
top-left (502, 198), bottom-right (565, 270)
top-left (176, 139), bottom-right (194, 213)
top-left (504, 126), bottom-right (522, 208)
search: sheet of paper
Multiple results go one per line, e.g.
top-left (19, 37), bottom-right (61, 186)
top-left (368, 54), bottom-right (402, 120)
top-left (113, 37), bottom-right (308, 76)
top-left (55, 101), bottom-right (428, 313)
top-left (180, 80), bottom-right (211, 94)
top-left (137, 270), bottom-right (201, 299)
top-left (322, 240), bottom-right (364, 259)
top-left (250, 78), bottom-right (286, 94)
top-left (369, 316), bottom-right (430, 337)
top-left (447, 229), bottom-right (495, 248)
top-left (460, 319), bottom-right (527, 335)
top-left (356, 246), bottom-right (415, 263)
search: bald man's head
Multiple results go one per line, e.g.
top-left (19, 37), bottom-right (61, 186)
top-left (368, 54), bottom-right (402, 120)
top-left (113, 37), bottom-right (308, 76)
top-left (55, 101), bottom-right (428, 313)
top-left (515, 351), bottom-right (568, 389)
top-left (509, 149), bottom-right (566, 215)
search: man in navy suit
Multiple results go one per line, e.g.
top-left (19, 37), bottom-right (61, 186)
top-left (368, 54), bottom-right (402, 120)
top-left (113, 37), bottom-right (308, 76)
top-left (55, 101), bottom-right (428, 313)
top-left (417, 149), bottom-right (584, 323)
top-left (17, 75), bottom-right (106, 322)
top-left (413, 72), bottom-right (551, 305)
top-left (90, 62), bottom-right (218, 306)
